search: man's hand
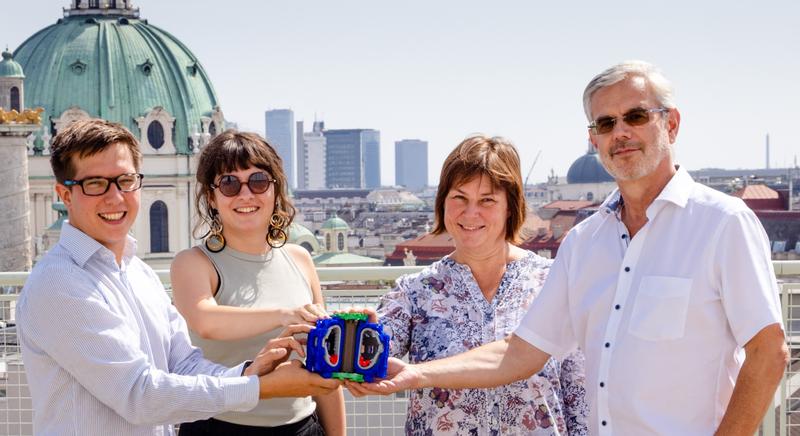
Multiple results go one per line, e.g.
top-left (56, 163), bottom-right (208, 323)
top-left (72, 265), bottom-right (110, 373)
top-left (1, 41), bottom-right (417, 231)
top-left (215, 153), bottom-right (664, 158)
top-left (244, 324), bottom-right (311, 377)
top-left (258, 360), bottom-right (343, 399)
top-left (280, 303), bottom-right (328, 327)
top-left (345, 357), bottom-right (419, 397)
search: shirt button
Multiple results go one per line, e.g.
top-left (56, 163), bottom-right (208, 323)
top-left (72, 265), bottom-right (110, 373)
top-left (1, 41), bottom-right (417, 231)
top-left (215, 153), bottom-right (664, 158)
top-left (602, 420), bottom-right (607, 426)
top-left (600, 382), bottom-right (605, 387)
top-left (615, 304), bottom-right (621, 310)
top-left (604, 342), bottom-right (610, 348)
top-left (621, 234), bottom-right (627, 239)
top-left (624, 266), bottom-right (630, 272)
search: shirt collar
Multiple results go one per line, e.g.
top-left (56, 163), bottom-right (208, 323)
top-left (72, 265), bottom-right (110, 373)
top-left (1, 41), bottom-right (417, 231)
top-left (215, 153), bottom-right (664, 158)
top-left (599, 165), bottom-right (693, 218)
top-left (652, 165), bottom-right (693, 209)
top-left (58, 221), bottom-right (138, 268)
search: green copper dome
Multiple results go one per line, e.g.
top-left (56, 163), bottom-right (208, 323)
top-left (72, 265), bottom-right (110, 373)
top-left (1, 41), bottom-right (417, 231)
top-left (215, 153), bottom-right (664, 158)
top-left (0, 51), bottom-right (25, 78)
top-left (321, 215), bottom-right (349, 231)
top-left (13, 4), bottom-right (219, 153)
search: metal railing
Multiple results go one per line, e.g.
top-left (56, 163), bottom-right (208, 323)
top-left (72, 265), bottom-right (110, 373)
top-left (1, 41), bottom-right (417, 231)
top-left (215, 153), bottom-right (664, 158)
top-left (0, 263), bottom-right (799, 435)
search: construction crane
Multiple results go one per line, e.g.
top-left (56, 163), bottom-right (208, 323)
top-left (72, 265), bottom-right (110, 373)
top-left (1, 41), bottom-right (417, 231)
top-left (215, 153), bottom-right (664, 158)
top-left (523, 150), bottom-right (542, 190)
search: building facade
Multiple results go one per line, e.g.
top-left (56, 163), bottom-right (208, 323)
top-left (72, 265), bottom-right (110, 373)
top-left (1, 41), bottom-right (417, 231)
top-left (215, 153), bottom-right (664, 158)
top-left (12, 0), bottom-right (232, 268)
top-left (324, 128), bottom-right (380, 189)
top-left (363, 130), bottom-right (381, 189)
top-left (265, 109), bottom-right (295, 189)
top-left (395, 139), bottom-right (428, 191)
top-left (298, 120), bottom-right (326, 190)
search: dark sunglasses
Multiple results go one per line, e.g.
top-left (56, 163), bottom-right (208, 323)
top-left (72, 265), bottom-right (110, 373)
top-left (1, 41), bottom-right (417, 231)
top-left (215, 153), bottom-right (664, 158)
top-left (211, 172), bottom-right (276, 197)
top-left (63, 173), bottom-right (144, 196)
top-left (588, 107), bottom-right (669, 135)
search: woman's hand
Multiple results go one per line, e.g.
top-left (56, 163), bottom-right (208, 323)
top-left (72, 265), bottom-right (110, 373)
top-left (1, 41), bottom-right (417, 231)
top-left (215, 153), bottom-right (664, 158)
top-left (280, 303), bottom-right (328, 327)
top-left (345, 357), bottom-right (417, 396)
top-left (333, 307), bottom-right (379, 323)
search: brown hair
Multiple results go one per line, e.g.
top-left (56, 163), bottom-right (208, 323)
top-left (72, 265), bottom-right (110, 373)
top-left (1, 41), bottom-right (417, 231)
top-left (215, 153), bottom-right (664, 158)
top-left (432, 134), bottom-right (526, 244)
top-left (50, 118), bottom-right (142, 183)
top-left (193, 130), bottom-right (295, 238)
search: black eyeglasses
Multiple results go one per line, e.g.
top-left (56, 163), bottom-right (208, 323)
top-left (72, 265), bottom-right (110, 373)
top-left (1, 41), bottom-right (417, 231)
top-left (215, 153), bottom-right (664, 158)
top-left (63, 173), bottom-right (144, 196)
top-left (211, 172), bottom-right (276, 197)
top-left (588, 107), bottom-right (670, 135)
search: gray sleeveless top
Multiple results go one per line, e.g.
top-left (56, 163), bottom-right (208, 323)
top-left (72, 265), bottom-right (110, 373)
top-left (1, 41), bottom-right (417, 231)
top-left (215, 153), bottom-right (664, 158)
top-left (190, 244), bottom-right (316, 427)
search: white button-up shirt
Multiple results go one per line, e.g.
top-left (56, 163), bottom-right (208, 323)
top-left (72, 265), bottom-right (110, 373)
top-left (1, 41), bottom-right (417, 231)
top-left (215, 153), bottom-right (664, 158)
top-left (17, 222), bottom-right (259, 435)
top-left (515, 167), bottom-right (783, 436)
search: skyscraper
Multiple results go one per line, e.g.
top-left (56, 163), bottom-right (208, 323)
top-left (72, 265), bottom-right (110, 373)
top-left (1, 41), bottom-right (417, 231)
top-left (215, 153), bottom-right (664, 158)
top-left (299, 121), bottom-right (327, 190)
top-left (265, 109), bottom-right (295, 188)
top-left (395, 139), bottom-right (428, 191)
top-left (324, 128), bottom-right (380, 189)
top-left (296, 120), bottom-right (305, 189)
top-left (363, 130), bottom-right (381, 189)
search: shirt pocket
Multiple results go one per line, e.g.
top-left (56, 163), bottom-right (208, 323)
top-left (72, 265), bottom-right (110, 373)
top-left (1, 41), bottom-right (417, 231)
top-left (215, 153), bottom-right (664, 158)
top-left (628, 275), bottom-right (693, 341)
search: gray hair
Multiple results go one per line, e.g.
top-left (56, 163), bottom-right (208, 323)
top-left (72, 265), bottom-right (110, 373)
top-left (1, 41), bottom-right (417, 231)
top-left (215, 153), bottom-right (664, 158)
top-left (582, 60), bottom-right (676, 120)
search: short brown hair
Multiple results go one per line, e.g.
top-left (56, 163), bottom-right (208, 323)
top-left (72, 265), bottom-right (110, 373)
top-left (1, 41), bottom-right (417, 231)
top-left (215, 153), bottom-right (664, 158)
top-left (50, 118), bottom-right (142, 183)
top-left (194, 130), bottom-right (295, 237)
top-left (432, 134), bottom-right (526, 244)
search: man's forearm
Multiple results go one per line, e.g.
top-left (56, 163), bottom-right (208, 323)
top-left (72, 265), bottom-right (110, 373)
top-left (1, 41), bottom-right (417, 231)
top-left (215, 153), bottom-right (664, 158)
top-left (716, 324), bottom-right (788, 435)
top-left (416, 335), bottom-right (550, 390)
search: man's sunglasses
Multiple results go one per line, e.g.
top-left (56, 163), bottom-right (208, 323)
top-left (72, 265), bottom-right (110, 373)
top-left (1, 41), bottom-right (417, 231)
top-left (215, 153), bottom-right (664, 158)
top-left (588, 107), bottom-right (670, 135)
top-left (63, 173), bottom-right (144, 196)
top-left (211, 172), bottom-right (276, 197)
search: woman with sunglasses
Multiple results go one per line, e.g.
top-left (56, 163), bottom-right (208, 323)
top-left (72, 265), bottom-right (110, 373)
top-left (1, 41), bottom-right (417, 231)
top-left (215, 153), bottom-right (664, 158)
top-left (170, 130), bottom-right (345, 435)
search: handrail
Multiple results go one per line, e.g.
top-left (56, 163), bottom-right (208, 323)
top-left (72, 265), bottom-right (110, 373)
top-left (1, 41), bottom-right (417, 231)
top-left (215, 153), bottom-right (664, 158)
top-left (0, 262), bottom-right (797, 287)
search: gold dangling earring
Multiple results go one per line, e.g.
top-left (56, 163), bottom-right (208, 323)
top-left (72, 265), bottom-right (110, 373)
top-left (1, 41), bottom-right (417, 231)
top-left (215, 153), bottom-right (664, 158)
top-left (204, 209), bottom-right (226, 252)
top-left (267, 213), bottom-right (288, 248)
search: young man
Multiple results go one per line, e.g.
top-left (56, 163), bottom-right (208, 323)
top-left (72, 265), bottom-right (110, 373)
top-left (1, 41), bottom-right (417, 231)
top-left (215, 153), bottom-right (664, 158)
top-left (17, 119), bottom-right (340, 435)
top-left (349, 61), bottom-right (788, 436)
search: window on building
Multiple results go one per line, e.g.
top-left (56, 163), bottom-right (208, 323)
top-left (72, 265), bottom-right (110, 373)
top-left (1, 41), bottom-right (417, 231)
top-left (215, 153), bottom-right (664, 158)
top-left (208, 121), bottom-right (217, 136)
top-left (337, 233), bottom-right (345, 251)
top-left (150, 201), bottom-right (169, 253)
top-left (9, 87), bottom-right (20, 112)
top-left (89, 0), bottom-right (99, 7)
top-left (147, 121), bottom-right (165, 149)
top-left (587, 192), bottom-right (594, 201)
top-left (325, 233), bottom-right (331, 251)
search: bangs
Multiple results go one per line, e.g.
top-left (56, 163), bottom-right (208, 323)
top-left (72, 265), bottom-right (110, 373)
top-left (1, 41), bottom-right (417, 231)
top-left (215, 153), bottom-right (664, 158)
top-left (208, 137), bottom-right (277, 180)
top-left (448, 160), bottom-right (513, 193)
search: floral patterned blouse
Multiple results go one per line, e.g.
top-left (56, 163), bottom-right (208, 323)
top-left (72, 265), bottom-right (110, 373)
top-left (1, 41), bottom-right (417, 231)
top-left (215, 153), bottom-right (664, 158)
top-left (377, 252), bottom-right (589, 436)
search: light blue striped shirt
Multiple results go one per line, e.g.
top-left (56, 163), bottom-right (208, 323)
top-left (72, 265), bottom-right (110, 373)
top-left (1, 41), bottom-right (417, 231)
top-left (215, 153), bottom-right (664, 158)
top-left (17, 222), bottom-right (260, 435)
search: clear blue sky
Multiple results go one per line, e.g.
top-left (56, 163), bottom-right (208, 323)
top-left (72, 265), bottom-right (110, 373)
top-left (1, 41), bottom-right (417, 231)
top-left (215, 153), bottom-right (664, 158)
top-left (4, 1), bottom-right (799, 186)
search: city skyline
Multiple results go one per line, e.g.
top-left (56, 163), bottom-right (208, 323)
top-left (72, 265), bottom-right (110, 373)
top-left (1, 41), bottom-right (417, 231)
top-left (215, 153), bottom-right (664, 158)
top-left (3, 1), bottom-right (799, 186)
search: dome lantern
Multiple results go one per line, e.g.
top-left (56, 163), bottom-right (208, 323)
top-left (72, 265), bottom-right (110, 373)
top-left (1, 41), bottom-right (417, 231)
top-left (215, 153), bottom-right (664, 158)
top-left (65, 0), bottom-right (139, 18)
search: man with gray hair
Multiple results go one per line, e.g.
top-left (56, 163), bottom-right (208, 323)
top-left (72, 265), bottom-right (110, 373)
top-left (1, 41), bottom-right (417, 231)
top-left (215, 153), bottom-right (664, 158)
top-left (349, 61), bottom-right (788, 435)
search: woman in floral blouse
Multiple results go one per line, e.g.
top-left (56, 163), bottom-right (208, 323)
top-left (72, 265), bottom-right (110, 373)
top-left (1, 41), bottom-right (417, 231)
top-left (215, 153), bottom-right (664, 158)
top-left (373, 135), bottom-right (588, 435)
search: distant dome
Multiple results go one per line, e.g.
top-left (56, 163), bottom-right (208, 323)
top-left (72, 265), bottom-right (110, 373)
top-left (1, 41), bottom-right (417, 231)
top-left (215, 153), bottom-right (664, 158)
top-left (289, 222), bottom-right (314, 240)
top-left (0, 51), bottom-right (24, 78)
top-left (321, 215), bottom-right (349, 231)
top-left (566, 145), bottom-right (614, 184)
top-left (289, 222), bottom-right (320, 254)
top-left (13, 2), bottom-right (220, 153)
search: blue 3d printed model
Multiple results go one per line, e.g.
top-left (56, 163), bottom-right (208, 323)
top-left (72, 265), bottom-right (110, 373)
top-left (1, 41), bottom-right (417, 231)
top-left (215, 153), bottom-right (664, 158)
top-left (306, 312), bottom-right (390, 382)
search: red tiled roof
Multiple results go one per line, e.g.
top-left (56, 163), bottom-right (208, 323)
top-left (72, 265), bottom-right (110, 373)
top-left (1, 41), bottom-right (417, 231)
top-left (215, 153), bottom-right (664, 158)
top-left (732, 184), bottom-right (779, 200)
top-left (542, 200), bottom-right (596, 211)
top-left (400, 232), bottom-right (454, 248)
